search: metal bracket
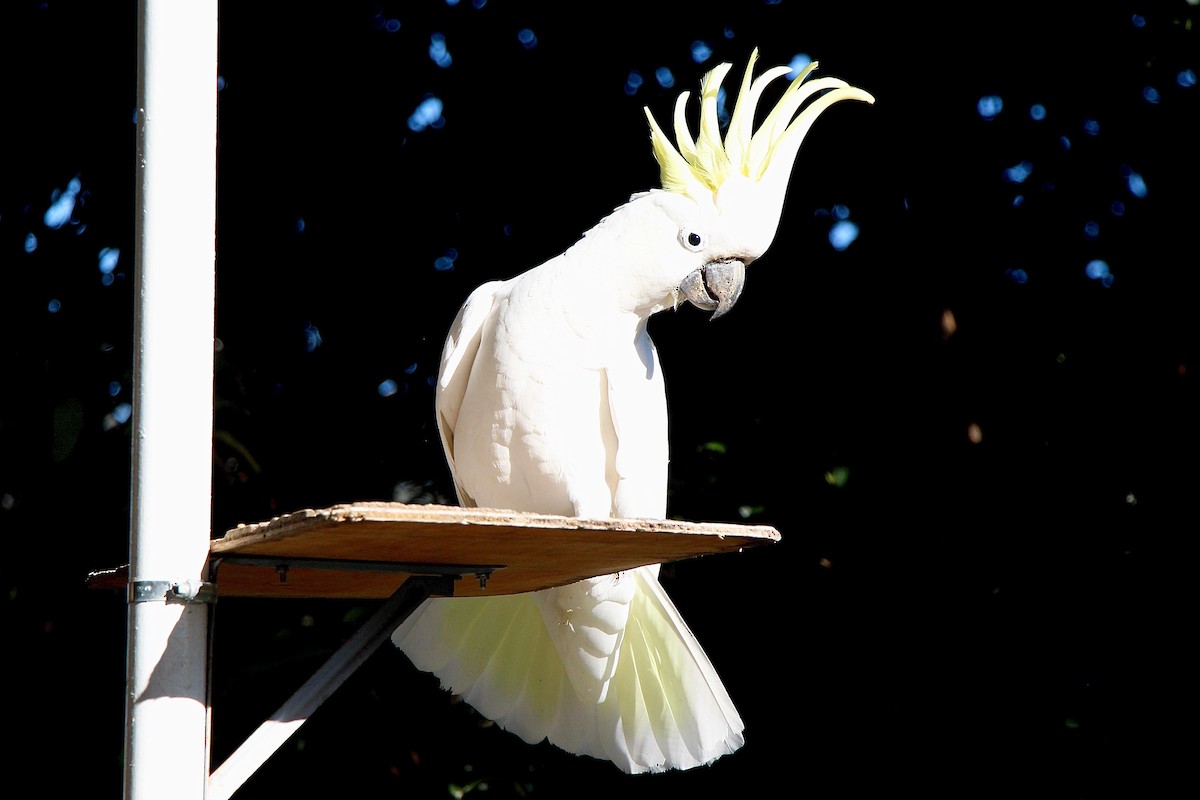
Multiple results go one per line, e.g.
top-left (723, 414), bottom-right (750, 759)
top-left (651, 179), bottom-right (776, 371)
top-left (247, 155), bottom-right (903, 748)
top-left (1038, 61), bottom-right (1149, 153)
top-left (213, 554), bottom-right (503, 590)
top-left (201, 556), bottom-right (503, 798)
top-left (206, 574), bottom-right (454, 800)
top-left (128, 579), bottom-right (217, 605)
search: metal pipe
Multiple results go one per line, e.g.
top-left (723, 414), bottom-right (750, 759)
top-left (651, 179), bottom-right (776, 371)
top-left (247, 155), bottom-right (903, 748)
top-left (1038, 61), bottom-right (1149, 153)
top-left (123, 2), bottom-right (218, 799)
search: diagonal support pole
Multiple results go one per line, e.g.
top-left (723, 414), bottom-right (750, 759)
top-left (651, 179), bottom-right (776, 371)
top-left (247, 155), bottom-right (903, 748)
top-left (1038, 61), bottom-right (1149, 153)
top-left (207, 575), bottom-right (455, 800)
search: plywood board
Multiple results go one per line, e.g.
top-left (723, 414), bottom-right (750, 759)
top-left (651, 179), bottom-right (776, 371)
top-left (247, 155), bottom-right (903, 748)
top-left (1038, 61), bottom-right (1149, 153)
top-left (206, 501), bottom-right (780, 599)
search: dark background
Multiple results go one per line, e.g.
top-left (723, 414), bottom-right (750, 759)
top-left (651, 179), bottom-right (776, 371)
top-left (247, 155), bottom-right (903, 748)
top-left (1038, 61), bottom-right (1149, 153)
top-left (2, 1), bottom-right (1196, 797)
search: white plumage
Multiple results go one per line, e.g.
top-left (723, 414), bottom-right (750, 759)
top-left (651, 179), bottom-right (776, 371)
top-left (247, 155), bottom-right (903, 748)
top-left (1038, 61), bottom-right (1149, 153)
top-left (392, 48), bottom-right (872, 773)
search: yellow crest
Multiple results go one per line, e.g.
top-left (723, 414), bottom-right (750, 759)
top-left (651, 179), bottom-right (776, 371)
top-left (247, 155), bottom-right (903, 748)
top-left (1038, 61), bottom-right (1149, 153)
top-left (645, 48), bottom-right (874, 202)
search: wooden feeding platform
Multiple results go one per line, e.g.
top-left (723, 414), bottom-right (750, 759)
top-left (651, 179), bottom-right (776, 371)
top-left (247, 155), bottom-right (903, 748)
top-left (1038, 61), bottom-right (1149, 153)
top-left (91, 501), bottom-right (780, 799)
top-left (90, 501), bottom-right (781, 600)
top-left (208, 501), bottom-right (780, 598)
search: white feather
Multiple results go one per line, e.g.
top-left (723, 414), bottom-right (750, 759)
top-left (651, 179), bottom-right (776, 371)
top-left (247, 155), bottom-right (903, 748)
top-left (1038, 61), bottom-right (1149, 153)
top-left (389, 189), bottom-right (751, 773)
top-left (391, 49), bottom-right (870, 772)
top-left (392, 565), bottom-right (742, 773)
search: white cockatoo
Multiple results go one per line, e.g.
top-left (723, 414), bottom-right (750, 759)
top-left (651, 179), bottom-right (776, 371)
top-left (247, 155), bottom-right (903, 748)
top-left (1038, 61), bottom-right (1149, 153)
top-left (391, 49), bottom-right (873, 773)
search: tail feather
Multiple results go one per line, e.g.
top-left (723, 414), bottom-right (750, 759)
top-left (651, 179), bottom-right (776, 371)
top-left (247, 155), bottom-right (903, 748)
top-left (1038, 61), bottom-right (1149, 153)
top-left (390, 567), bottom-right (744, 773)
top-left (392, 593), bottom-right (577, 746)
top-left (462, 597), bottom-right (546, 723)
top-left (608, 568), bottom-right (744, 772)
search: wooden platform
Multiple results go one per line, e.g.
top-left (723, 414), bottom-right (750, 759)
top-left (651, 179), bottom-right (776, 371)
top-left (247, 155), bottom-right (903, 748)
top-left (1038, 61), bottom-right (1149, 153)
top-left (90, 501), bottom-right (781, 600)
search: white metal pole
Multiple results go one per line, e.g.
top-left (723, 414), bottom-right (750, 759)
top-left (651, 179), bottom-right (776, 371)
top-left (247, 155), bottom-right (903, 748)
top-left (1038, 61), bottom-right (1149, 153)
top-left (124, 2), bottom-right (219, 800)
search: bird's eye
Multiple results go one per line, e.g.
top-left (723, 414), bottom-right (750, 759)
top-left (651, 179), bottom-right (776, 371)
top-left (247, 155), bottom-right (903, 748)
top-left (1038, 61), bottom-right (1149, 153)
top-left (679, 229), bottom-right (705, 251)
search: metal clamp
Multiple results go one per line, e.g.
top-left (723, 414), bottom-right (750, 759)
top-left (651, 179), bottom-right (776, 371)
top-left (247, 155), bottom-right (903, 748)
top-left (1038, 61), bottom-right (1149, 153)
top-left (128, 579), bottom-right (217, 605)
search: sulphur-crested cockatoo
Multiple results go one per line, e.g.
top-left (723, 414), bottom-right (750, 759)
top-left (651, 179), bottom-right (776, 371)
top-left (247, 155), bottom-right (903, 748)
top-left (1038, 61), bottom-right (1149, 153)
top-left (392, 49), bottom-right (872, 773)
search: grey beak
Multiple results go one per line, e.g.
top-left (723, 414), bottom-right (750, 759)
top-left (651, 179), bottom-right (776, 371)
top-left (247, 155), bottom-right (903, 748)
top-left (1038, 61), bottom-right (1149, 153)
top-left (679, 259), bottom-right (746, 320)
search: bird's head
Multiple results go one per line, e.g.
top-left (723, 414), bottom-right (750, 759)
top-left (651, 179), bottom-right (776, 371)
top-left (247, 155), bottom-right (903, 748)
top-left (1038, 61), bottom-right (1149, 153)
top-left (641, 48), bottom-right (874, 319)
